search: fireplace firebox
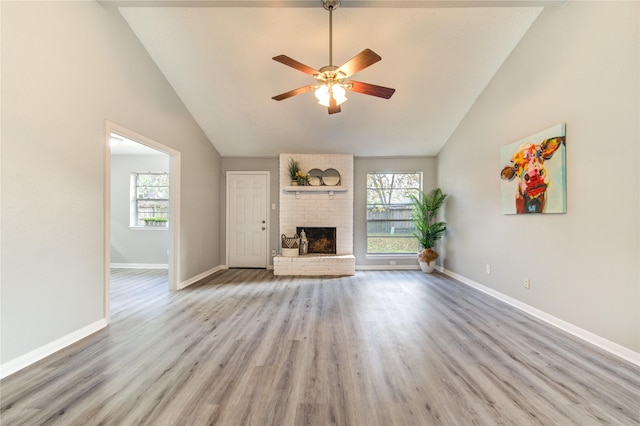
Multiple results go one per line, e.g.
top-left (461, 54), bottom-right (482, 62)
top-left (296, 227), bottom-right (337, 254)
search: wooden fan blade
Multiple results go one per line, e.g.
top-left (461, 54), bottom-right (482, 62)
top-left (272, 55), bottom-right (319, 76)
top-left (272, 85), bottom-right (316, 101)
top-left (328, 96), bottom-right (341, 114)
top-left (347, 80), bottom-right (396, 99)
top-left (336, 49), bottom-right (382, 78)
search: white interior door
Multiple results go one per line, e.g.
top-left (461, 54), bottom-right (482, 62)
top-left (227, 172), bottom-right (269, 268)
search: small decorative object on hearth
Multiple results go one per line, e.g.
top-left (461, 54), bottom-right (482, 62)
top-left (281, 233), bottom-right (300, 257)
top-left (409, 188), bottom-right (447, 273)
top-left (299, 229), bottom-right (308, 255)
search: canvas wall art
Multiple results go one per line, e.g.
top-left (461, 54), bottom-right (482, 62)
top-left (500, 123), bottom-right (566, 214)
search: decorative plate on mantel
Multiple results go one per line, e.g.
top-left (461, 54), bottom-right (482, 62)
top-left (308, 168), bottom-right (323, 186)
top-left (322, 168), bottom-right (341, 186)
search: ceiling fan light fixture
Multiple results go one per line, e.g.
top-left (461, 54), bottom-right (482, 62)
top-left (332, 84), bottom-right (347, 105)
top-left (315, 84), bottom-right (347, 107)
top-left (314, 84), bottom-right (329, 104)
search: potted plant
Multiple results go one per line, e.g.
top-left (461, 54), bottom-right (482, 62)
top-left (288, 158), bottom-right (301, 185)
top-left (409, 188), bottom-right (447, 273)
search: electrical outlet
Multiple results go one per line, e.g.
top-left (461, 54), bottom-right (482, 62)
top-left (271, 249), bottom-right (276, 256)
top-left (485, 264), bottom-right (491, 274)
top-left (524, 278), bottom-right (531, 289)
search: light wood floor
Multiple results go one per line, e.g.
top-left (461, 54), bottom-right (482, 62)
top-left (1, 269), bottom-right (638, 425)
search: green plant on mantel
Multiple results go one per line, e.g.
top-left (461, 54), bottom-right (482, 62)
top-left (288, 158), bottom-right (301, 181)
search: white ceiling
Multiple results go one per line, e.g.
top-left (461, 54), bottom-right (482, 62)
top-left (114, 0), bottom-right (548, 157)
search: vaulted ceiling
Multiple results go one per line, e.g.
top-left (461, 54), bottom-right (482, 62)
top-left (110, 0), bottom-right (550, 157)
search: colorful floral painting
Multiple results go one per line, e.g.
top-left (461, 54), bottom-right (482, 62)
top-left (500, 124), bottom-right (566, 214)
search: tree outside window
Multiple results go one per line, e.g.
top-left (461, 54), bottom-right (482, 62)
top-left (367, 172), bottom-right (422, 254)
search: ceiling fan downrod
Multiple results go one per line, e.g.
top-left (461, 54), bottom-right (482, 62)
top-left (323, 0), bottom-right (339, 67)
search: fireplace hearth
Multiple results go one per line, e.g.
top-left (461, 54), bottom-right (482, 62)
top-left (297, 227), bottom-right (336, 254)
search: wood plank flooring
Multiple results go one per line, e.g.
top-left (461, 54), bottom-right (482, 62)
top-left (1, 269), bottom-right (639, 425)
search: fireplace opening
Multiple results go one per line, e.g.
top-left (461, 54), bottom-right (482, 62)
top-left (297, 227), bottom-right (336, 254)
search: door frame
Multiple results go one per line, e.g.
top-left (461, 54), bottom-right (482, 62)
top-left (225, 171), bottom-right (270, 268)
top-left (104, 121), bottom-right (182, 322)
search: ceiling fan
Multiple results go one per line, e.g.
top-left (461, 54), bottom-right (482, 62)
top-left (271, 0), bottom-right (395, 114)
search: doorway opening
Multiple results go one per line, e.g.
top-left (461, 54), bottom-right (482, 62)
top-left (104, 121), bottom-right (181, 322)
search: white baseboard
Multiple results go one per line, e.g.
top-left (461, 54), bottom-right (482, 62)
top-left (356, 264), bottom-right (421, 271)
top-left (110, 263), bottom-right (168, 269)
top-left (0, 319), bottom-right (108, 379)
top-left (178, 265), bottom-right (227, 289)
top-left (439, 266), bottom-right (640, 367)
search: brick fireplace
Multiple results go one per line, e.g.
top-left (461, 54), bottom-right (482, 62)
top-left (274, 153), bottom-right (355, 276)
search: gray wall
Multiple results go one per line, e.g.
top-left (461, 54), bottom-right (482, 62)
top-left (1, 2), bottom-right (221, 364)
top-left (354, 157), bottom-right (438, 267)
top-left (110, 154), bottom-right (170, 265)
top-left (437, 1), bottom-right (639, 353)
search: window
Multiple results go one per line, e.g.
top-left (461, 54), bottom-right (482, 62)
top-left (132, 172), bottom-right (169, 227)
top-left (366, 172), bottom-right (422, 254)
